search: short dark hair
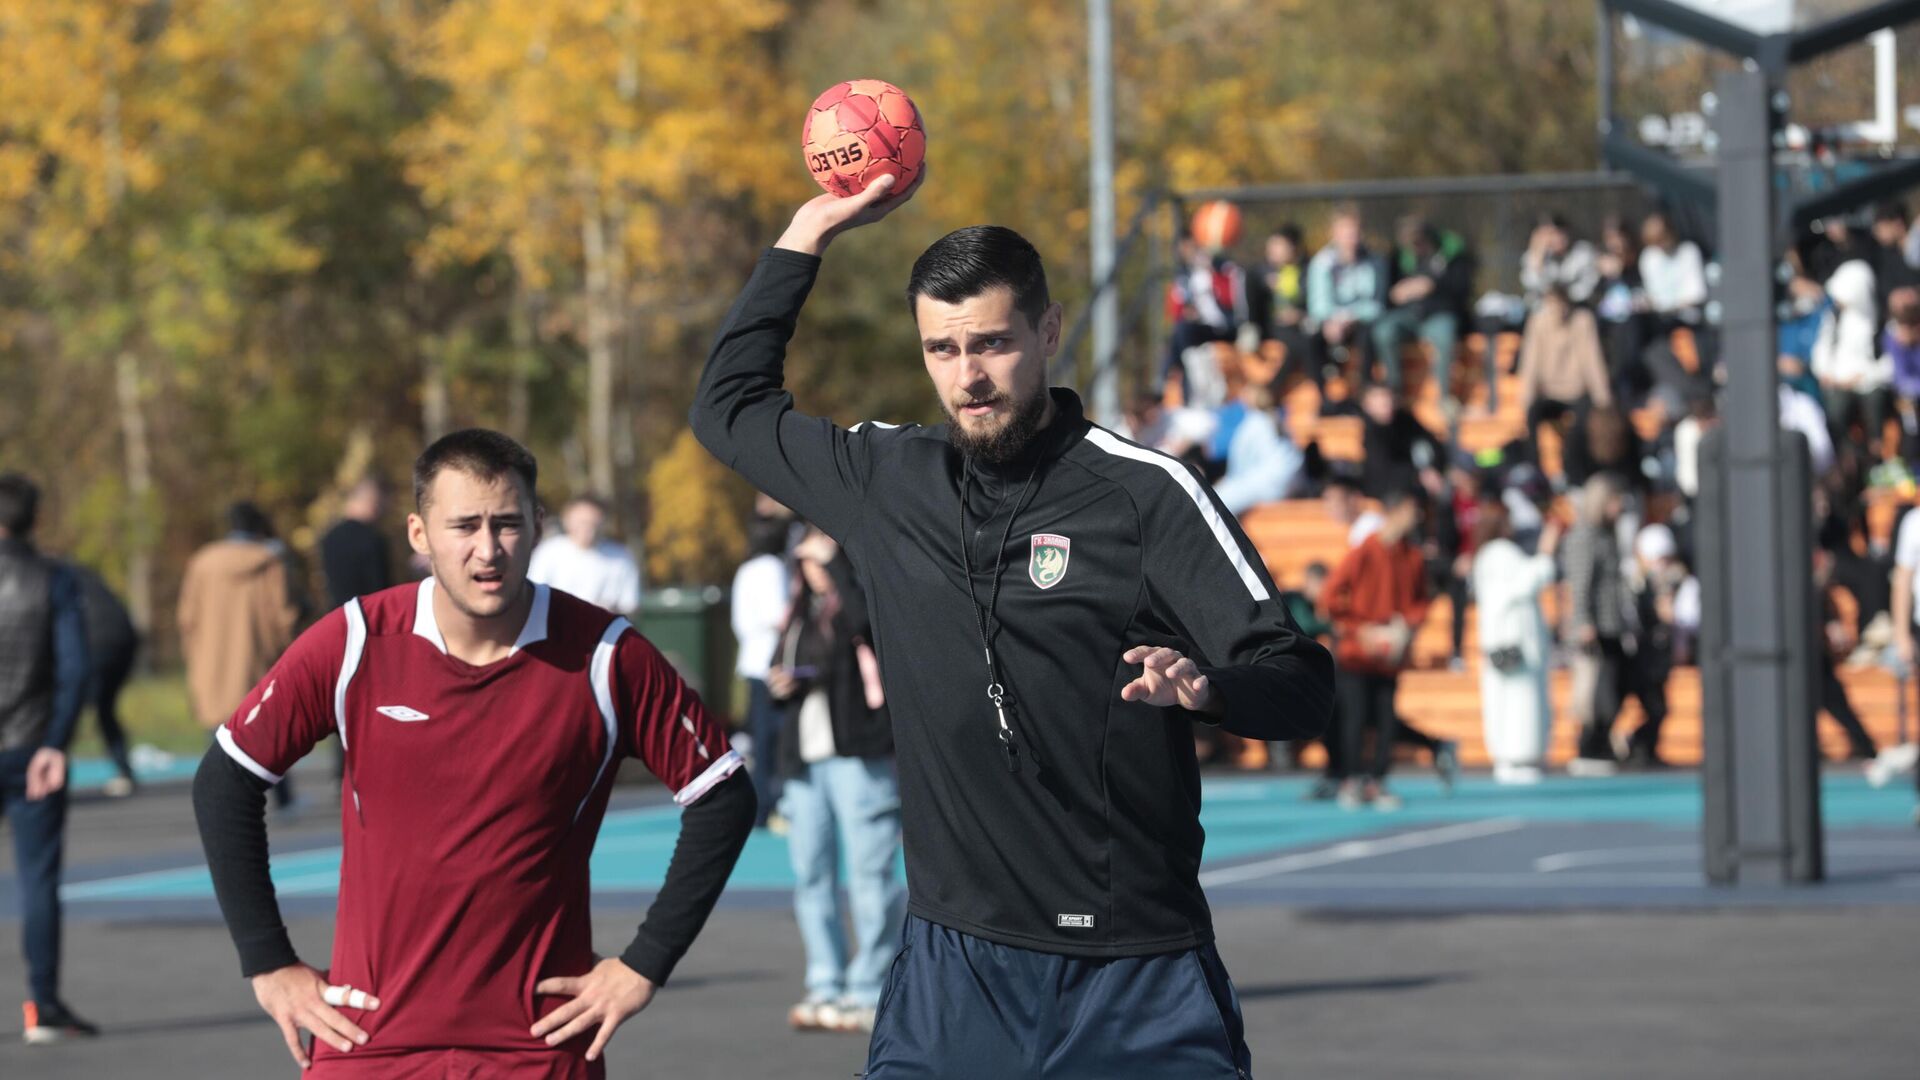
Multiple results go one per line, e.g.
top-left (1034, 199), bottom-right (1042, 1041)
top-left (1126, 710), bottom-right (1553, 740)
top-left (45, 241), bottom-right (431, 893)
top-left (907, 226), bottom-right (1051, 328)
top-left (1381, 485), bottom-right (1424, 513)
top-left (0, 473), bottom-right (39, 537)
top-left (563, 493), bottom-right (609, 515)
top-left (1876, 201), bottom-right (1909, 225)
top-left (227, 501), bottom-right (274, 538)
top-left (413, 429), bottom-right (538, 512)
top-left (1272, 223), bottom-right (1304, 248)
top-left (1303, 560), bottom-right (1330, 579)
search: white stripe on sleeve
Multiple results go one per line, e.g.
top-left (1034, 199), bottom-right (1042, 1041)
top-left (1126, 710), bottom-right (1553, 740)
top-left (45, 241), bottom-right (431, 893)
top-left (216, 725), bottom-right (284, 785)
top-left (1082, 427), bottom-right (1271, 601)
top-left (673, 748), bottom-right (745, 807)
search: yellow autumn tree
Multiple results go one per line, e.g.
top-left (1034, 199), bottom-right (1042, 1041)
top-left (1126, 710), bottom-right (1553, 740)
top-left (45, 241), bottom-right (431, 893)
top-left (404, 0), bottom-right (798, 503)
top-left (644, 428), bottom-right (750, 586)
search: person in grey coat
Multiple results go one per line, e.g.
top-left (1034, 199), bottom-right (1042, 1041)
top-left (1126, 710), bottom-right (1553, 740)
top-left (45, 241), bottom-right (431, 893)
top-left (1563, 472), bottom-right (1631, 775)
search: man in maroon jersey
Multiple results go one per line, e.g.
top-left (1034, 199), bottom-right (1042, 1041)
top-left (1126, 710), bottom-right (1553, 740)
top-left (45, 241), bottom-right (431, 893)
top-left (193, 430), bottom-right (755, 1077)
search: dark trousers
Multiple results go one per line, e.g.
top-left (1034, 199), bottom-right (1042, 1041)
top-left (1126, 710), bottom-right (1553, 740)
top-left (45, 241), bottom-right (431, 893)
top-left (1445, 573), bottom-right (1470, 662)
top-left (744, 677), bottom-right (783, 826)
top-left (89, 640), bottom-right (137, 781)
top-left (867, 914), bottom-right (1251, 1079)
top-left (1320, 711), bottom-right (1440, 780)
top-left (1826, 386), bottom-right (1894, 457)
top-left (1269, 324), bottom-right (1320, 395)
top-left (1525, 396), bottom-right (1585, 470)
top-left (1337, 670), bottom-right (1400, 782)
top-left (1831, 551), bottom-right (1893, 637)
top-left (1, 749), bottom-right (67, 1006)
top-left (1580, 638), bottom-right (1628, 760)
top-left (1621, 652), bottom-right (1670, 759)
top-left (1819, 654), bottom-right (1878, 758)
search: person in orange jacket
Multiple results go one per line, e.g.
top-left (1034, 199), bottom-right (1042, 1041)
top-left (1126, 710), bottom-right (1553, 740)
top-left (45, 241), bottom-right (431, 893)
top-left (1323, 486), bottom-right (1430, 810)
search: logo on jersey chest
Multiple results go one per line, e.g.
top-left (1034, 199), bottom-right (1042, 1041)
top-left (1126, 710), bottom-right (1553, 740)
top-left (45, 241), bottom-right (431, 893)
top-left (376, 705), bottom-right (430, 722)
top-left (1029, 533), bottom-right (1071, 590)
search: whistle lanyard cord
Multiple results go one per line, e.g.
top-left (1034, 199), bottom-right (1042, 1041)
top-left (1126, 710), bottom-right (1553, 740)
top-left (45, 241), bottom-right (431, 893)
top-left (958, 456), bottom-right (1044, 754)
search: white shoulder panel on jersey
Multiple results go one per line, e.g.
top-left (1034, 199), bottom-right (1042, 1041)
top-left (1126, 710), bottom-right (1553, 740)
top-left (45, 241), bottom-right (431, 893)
top-left (1081, 427), bottom-right (1271, 602)
top-left (579, 617), bottom-right (632, 824)
top-left (335, 599), bottom-right (368, 752)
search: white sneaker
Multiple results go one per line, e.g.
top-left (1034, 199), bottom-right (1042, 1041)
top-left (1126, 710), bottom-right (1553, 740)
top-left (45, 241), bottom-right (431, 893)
top-left (101, 776), bottom-right (135, 799)
top-left (825, 1001), bottom-right (877, 1034)
top-left (1566, 757), bottom-right (1619, 778)
top-left (1494, 764), bottom-right (1542, 785)
top-left (788, 996), bottom-right (839, 1031)
top-left (1866, 743), bottom-right (1919, 788)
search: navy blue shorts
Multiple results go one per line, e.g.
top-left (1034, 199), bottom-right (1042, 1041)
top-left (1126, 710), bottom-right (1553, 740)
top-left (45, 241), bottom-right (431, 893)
top-left (864, 915), bottom-right (1252, 1079)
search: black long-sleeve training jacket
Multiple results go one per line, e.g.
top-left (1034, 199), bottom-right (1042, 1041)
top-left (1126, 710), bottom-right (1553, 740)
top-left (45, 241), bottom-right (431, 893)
top-left (693, 248), bottom-right (1333, 957)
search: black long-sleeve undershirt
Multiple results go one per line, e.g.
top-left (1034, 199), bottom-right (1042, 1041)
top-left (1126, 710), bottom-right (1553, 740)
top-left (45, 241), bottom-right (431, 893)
top-left (192, 746), bottom-right (756, 984)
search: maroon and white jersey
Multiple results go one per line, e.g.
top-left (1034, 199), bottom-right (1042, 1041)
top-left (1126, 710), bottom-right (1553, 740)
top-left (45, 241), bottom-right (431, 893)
top-left (217, 579), bottom-right (741, 1063)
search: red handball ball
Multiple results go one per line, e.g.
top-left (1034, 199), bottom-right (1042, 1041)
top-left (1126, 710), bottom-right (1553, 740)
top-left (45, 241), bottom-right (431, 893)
top-left (1190, 200), bottom-right (1243, 252)
top-left (802, 79), bottom-right (926, 198)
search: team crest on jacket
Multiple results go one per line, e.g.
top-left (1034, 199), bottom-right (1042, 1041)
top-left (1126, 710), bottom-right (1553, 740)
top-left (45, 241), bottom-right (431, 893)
top-left (1029, 533), bottom-right (1071, 590)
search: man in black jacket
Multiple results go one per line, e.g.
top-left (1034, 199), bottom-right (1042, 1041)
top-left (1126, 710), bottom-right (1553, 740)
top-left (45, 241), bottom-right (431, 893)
top-left (1372, 217), bottom-right (1477, 414)
top-left (0, 474), bottom-right (98, 1042)
top-left (693, 173), bottom-right (1333, 1078)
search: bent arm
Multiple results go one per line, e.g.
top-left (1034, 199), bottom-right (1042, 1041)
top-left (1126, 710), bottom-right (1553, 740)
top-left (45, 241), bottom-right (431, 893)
top-left (619, 770), bottom-right (756, 985)
top-left (193, 747), bottom-right (299, 976)
top-left (689, 250), bottom-right (880, 541)
top-left (1141, 473), bottom-right (1334, 741)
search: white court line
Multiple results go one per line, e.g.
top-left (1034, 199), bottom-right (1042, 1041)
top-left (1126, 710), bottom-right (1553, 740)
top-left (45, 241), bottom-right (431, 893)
top-left (1207, 872), bottom-right (1920, 888)
top-left (1534, 846), bottom-right (1697, 873)
top-left (1537, 840), bottom-right (1920, 874)
top-left (1199, 818), bottom-right (1526, 887)
top-left (1212, 872), bottom-right (1704, 887)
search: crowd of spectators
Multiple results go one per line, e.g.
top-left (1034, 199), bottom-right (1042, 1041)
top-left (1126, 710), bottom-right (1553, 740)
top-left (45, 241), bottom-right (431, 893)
top-left (1139, 195), bottom-right (1920, 796)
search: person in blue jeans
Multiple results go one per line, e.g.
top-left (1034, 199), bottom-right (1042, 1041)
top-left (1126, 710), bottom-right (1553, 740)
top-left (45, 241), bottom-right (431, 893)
top-left (767, 527), bottom-right (903, 1034)
top-left (0, 473), bottom-right (99, 1043)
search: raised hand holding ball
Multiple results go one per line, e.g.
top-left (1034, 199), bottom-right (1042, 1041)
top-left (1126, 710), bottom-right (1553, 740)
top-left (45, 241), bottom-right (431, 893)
top-left (802, 79), bottom-right (926, 198)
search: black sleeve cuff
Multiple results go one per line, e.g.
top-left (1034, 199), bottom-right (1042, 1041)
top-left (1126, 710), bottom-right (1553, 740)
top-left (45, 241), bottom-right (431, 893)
top-left (763, 246), bottom-right (824, 270)
top-left (619, 931), bottom-right (679, 988)
top-left (1198, 661), bottom-right (1333, 741)
top-left (235, 931), bottom-right (302, 979)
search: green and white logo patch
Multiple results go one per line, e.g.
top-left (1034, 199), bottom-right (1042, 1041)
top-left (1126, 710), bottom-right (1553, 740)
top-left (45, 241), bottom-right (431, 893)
top-left (1029, 533), bottom-right (1071, 590)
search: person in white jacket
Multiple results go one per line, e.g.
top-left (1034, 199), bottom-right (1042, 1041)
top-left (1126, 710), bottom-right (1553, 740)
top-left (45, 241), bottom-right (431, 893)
top-left (1811, 258), bottom-right (1891, 454)
top-left (1471, 499), bottom-right (1564, 784)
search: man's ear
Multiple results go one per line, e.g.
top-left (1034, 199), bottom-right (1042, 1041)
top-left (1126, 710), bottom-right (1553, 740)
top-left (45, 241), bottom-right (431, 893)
top-left (1040, 301), bottom-right (1065, 359)
top-left (407, 512), bottom-right (430, 557)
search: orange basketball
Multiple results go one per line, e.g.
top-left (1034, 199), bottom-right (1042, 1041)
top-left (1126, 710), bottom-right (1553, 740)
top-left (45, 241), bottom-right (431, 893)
top-left (1191, 200), bottom-right (1243, 252)
top-left (802, 80), bottom-right (926, 198)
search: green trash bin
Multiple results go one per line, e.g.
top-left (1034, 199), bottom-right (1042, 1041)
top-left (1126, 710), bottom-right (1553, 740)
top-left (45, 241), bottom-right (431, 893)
top-left (635, 585), bottom-right (735, 714)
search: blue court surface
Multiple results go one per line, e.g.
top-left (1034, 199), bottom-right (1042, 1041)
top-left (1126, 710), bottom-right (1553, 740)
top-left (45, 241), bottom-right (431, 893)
top-left (34, 764), bottom-right (1920, 920)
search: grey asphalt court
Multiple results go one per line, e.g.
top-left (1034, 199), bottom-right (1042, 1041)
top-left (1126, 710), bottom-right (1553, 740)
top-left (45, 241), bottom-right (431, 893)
top-left (2, 770), bottom-right (1917, 1079)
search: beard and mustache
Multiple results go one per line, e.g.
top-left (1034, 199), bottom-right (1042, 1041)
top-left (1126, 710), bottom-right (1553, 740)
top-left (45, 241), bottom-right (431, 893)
top-left (941, 384), bottom-right (1051, 465)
